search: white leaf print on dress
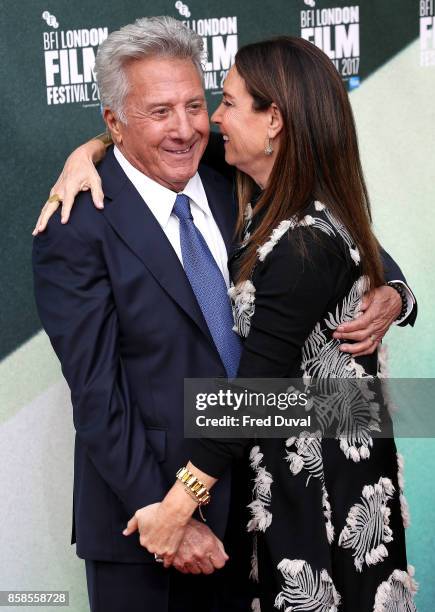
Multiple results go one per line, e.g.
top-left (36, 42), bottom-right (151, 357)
top-left (275, 559), bottom-right (341, 611)
top-left (397, 453), bottom-right (411, 529)
top-left (251, 598), bottom-right (261, 612)
top-left (301, 276), bottom-right (369, 380)
top-left (305, 379), bottom-right (381, 463)
top-left (323, 206), bottom-right (361, 264)
top-left (338, 477), bottom-right (395, 572)
top-left (247, 446), bottom-right (273, 585)
top-left (336, 384), bottom-right (380, 462)
top-left (228, 280), bottom-right (256, 338)
top-left (373, 565), bottom-right (418, 612)
top-left (325, 276), bottom-right (367, 331)
top-left (285, 431), bottom-right (324, 482)
top-left (257, 215), bottom-right (315, 262)
top-left (300, 273), bottom-right (382, 463)
top-left (285, 432), bottom-right (335, 544)
top-left (332, 384), bottom-right (380, 462)
top-left (247, 445), bottom-right (273, 533)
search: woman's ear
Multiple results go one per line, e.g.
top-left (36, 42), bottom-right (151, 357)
top-left (268, 103), bottom-right (283, 139)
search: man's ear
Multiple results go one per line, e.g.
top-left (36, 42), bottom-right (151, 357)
top-left (104, 108), bottom-right (123, 146)
top-left (268, 103), bottom-right (283, 139)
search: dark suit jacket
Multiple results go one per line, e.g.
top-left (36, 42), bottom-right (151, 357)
top-left (33, 148), bottom-right (236, 562)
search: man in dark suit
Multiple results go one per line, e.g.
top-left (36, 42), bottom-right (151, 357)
top-left (33, 16), bottom-right (251, 612)
top-left (33, 15), bottom-right (416, 612)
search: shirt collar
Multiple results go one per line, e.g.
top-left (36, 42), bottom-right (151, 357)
top-left (114, 146), bottom-right (210, 229)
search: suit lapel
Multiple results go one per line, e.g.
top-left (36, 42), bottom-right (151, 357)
top-left (100, 150), bottom-right (216, 348)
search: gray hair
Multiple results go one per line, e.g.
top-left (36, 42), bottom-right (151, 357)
top-left (95, 16), bottom-right (204, 123)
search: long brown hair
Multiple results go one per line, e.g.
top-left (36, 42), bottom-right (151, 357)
top-left (234, 37), bottom-right (383, 288)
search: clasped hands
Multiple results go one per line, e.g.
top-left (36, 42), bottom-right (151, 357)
top-left (123, 501), bottom-right (228, 574)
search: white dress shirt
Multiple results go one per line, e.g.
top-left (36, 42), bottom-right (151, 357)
top-left (114, 147), bottom-right (230, 288)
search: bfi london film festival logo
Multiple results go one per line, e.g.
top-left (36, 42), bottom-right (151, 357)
top-left (420, 0), bottom-right (435, 66)
top-left (41, 11), bottom-right (108, 106)
top-left (300, 1), bottom-right (361, 90)
top-left (175, 1), bottom-right (239, 94)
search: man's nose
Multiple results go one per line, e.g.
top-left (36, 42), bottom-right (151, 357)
top-left (170, 110), bottom-right (195, 141)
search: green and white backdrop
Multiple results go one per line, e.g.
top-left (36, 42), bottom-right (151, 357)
top-left (1, 1), bottom-right (434, 610)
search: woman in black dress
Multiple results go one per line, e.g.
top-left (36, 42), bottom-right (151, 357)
top-left (128, 38), bottom-right (417, 611)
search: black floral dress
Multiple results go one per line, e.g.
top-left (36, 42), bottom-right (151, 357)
top-left (190, 201), bottom-right (417, 612)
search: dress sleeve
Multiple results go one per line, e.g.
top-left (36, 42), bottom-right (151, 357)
top-left (189, 229), bottom-right (348, 477)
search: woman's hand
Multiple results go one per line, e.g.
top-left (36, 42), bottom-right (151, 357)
top-left (123, 483), bottom-right (198, 568)
top-left (32, 138), bottom-right (107, 235)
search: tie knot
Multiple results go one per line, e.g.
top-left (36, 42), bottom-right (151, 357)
top-left (173, 193), bottom-right (193, 221)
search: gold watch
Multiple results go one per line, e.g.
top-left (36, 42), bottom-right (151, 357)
top-left (176, 467), bottom-right (211, 521)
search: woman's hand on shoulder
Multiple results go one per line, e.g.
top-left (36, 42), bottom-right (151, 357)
top-left (32, 138), bottom-right (106, 235)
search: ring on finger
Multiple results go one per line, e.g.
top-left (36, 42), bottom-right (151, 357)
top-left (370, 334), bottom-right (377, 343)
top-left (154, 553), bottom-right (164, 563)
top-left (47, 193), bottom-right (62, 204)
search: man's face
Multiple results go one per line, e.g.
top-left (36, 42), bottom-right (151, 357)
top-left (108, 57), bottom-right (209, 192)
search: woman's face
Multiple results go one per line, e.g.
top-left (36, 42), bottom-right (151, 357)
top-left (211, 66), bottom-right (276, 187)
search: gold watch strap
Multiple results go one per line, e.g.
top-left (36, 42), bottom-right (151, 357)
top-left (176, 467), bottom-right (211, 518)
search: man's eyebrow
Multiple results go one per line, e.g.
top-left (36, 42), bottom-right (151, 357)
top-left (145, 95), bottom-right (206, 107)
top-left (143, 100), bottom-right (172, 108)
top-left (186, 95), bottom-right (206, 103)
top-left (222, 90), bottom-right (234, 99)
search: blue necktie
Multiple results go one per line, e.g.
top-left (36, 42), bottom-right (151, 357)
top-left (173, 193), bottom-right (242, 377)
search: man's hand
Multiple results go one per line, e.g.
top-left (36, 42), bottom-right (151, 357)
top-left (172, 519), bottom-right (229, 575)
top-left (333, 285), bottom-right (401, 357)
top-left (32, 139), bottom-right (106, 235)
